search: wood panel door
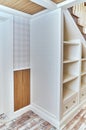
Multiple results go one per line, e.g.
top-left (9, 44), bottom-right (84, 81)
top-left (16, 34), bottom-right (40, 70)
top-left (14, 70), bottom-right (22, 111)
top-left (14, 69), bottom-right (30, 111)
top-left (22, 69), bottom-right (30, 107)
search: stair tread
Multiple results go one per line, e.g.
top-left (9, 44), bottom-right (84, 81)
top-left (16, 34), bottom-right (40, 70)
top-left (77, 23), bottom-right (84, 27)
top-left (68, 8), bottom-right (79, 18)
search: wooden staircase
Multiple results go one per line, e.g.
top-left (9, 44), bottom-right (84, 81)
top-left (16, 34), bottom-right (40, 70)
top-left (68, 3), bottom-right (86, 40)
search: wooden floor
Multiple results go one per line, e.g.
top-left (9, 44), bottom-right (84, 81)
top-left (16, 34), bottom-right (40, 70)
top-left (1, 105), bottom-right (86, 129)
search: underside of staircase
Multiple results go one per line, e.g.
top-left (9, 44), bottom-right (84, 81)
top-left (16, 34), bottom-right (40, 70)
top-left (68, 6), bottom-right (86, 40)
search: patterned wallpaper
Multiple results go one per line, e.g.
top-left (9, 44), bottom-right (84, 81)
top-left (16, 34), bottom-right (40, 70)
top-left (13, 16), bottom-right (30, 70)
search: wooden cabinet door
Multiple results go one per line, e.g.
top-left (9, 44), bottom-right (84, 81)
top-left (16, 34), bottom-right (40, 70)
top-left (14, 69), bottom-right (30, 111)
top-left (14, 70), bottom-right (23, 111)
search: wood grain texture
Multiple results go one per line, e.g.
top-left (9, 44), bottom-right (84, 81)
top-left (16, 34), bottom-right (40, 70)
top-left (0, 0), bottom-right (65, 14)
top-left (14, 69), bottom-right (30, 111)
top-left (52, 0), bottom-right (65, 3)
top-left (14, 70), bottom-right (23, 111)
top-left (22, 69), bottom-right (30, 107)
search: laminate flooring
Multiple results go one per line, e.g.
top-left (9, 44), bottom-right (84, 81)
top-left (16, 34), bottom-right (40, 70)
top-left (0, 105), bottom-right (86, 130)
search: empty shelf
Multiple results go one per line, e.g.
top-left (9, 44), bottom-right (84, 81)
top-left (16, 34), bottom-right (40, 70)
top-left (63, 87), bottom-right (76, 101)
top-left (64, 41), bottom-right (80, 45)
top-left (81, 83), bottom-right (86, 90)
top-left (63, 73), bottom-right (78, 83)
top-left (63, 59), bottom-right (79, 63)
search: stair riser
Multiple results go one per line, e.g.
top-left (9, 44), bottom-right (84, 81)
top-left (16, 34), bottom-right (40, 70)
top-left (83, 28), bottom-right (86, 34)
top-left (68, 7), bottom-right (86, 40)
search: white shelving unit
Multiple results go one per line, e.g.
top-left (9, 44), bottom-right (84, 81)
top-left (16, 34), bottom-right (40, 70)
top-left (63, 41), bottom-right (81, 114)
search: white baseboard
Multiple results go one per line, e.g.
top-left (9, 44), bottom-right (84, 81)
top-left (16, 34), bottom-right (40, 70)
top-left (30, 100), bottom-right (86, 130)
top-left (30, 103), bottom-right (60, 129)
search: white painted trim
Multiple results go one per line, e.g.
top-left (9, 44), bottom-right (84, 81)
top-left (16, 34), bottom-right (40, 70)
top-left (32, 0), bottom-right (86, 18)
top-left (31, 9), bottom-right (59, 20)
top-left (57, 0), bottom-right (86, 9)
top-left (0, 5), bottom-right (32, 19)
top-left (30, 103), bottom-right (60, 129)
top-left (30, 0), bottom-right (57, 10)
top-left (13, 67), bottom-right (31, 71)
top-left (30, 0), bottom-right (86, 11)
top-left (0, 0), bottom-right (85, 20)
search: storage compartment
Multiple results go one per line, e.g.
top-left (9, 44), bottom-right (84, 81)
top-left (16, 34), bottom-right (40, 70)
top-left (63, 62), bottom-right (79, 83)
top-left (63, 78), bottom-right (79, 102)
top-left (81, 74), bottom-right (86, 90)
top-left (81, 61), bottom-right (86, 75)
top-left (63, 94), bottom-right (78, 114)
top-left (63, 78), bottom-right (78, 114)
top-left (62, 41), bottom-right (80, 115)
top-left (63, 42), bottom-right (80, 63)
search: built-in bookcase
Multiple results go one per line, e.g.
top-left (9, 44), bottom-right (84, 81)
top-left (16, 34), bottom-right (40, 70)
top-left (63, 41), bottom-right (81, 114)
top-left (63, 40), bottom-right (86, 114)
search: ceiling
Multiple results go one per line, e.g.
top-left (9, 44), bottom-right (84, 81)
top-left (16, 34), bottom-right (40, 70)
top-left (0, 0), bottom-right (65, 15)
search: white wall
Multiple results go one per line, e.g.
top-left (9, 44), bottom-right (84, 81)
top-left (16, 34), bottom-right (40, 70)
top-left (30, 9), bottom-right (63, 121)
top-left (0, 12), bottom-right (13, 114)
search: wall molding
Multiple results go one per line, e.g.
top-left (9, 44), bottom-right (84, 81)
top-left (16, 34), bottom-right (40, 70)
top-left (30, 103), bottom-right (59, 129)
